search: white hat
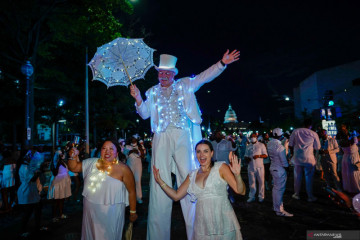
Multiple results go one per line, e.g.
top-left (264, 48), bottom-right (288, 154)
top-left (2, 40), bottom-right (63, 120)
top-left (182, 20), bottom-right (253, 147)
top-left (139, 140), bottom-right (144, 143)
top-left (273, 128), bottom-right (283, 137)
top-left (155, 54), bottom-right (178, 75)
top-left (118, 138), bottom-right (125, 143)
top-left (132, 134), bottom-right (139, 139)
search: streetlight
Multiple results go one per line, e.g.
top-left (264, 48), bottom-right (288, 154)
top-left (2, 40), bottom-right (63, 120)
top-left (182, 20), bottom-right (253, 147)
top-left (21, 60), bottom-right (34, 148)
top-left (58, 99), bottom-right (65, 107)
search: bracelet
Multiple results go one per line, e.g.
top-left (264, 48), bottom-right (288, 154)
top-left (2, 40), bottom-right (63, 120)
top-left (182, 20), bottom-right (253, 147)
top-left (220, 60), bottom-right (226, 67)
top-left (130, 210), bottom-right (136, 214)
top-left (160, 182), bottom-right (167, 188)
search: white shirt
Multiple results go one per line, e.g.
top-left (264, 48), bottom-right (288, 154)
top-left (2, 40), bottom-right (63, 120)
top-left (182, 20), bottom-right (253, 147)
top-left (211, 139), bottom-right (236, 164)
top-left (320, 137), bottom-right (340, 163)
top-left (267, 139), bottom-right (289, 169)
top-left (289, 128), bottom-right (321, 166)
top-left (245, 141), bottom-right (268, 170)
top-left (17, 164), bottom-right (41, 204)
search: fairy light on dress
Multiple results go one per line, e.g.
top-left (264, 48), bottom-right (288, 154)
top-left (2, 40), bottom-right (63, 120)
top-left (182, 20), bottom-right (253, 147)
top-left (88, 158), bottom-right (119, 193)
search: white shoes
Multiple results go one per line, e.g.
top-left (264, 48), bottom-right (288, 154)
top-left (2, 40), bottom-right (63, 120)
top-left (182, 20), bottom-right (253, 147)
top-left (292, 193), bottom-right (300, 200)
top-left (276, 210), bottom-right (294, 217)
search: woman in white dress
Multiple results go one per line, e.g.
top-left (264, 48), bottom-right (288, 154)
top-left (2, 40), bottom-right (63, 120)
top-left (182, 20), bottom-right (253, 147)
top-left (17, 151), bottom-right (44, 237)
top-left (1, 150), bottom-right (16, 211)
top-left (47, 149), bottom-right (72, 221)
top-left (68, 139), bottom-right (137, 240)
top-left (341, 138), bottom-right (360, 193)
top-left (125, 137), bottom-right (144, 204)
top-left (153, 140), bottom-right (246, 240)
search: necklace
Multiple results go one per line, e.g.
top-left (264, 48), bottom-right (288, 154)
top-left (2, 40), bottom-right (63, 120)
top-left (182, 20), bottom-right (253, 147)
top-left (88, 158), bottom-right (118, 193)
top-left (96, 158), bottom-right (119, 174)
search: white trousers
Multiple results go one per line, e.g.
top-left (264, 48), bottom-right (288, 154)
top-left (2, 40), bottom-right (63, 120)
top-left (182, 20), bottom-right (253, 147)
top-left (147, 128), bottom-right (197, 240)
top-left (247, 166), bottom-right (265, 199)
top-left (270, 167), bottom-right (287, 212)
top-left (294, 165), bottom-right (315, 198)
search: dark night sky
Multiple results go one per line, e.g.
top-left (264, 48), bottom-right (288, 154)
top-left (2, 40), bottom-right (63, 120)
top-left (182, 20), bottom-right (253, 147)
top-left (130, 0), bottom-right (360, 122)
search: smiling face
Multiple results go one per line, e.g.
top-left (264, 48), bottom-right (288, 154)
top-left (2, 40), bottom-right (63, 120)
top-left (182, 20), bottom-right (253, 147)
top-left (196, 143), bottom-right (214, 167)
top-left (158, 70), bottom-right (175, 88)
top-left (100, 141), bottom-right (118, 162)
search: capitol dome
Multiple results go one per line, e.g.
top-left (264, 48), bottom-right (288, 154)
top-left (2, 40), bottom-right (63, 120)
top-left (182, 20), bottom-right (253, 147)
top-left (224, 104), bottom-right (238, 123)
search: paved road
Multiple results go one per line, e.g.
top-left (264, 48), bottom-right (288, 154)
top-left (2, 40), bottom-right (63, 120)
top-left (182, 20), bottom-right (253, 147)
top-left (1, 165), bottom-right (359, 240)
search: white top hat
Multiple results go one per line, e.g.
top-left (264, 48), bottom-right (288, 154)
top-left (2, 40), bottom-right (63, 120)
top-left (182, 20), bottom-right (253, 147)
top-left (273, 128), bottom-right (284, 137)
top-left (155, 54), bottom-right (178, 75)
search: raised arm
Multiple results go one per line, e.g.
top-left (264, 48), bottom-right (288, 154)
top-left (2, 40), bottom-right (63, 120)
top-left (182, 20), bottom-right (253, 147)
top-left (130, 84), bottom-right (151, 119)
top-left (220, 152), bottom-right (246, 195)
top-left (68, 148), bottom-right (82, 173)
top-left (130, 84), bottom-right (143, 106)
top-left (189, 49), bottom-right (241, 92)
top-left (153, 165), bottom-right (190, 201)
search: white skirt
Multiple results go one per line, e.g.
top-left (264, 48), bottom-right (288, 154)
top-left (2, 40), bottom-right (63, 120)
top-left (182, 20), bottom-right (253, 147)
top-left (81, 198), bottom-right (126, 240)
top-left (2, 164), bottom-right (16, 188)
top-left (47, 173), bottom-right (72, 199)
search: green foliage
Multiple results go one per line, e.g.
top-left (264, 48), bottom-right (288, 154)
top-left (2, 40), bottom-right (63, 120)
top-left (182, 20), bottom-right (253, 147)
top-left (0, 0), bottom-right (154, 144)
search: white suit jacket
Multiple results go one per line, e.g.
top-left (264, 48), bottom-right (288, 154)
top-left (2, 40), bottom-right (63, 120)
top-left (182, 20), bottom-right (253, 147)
top-left (136, 61), bottom-right (226, 133)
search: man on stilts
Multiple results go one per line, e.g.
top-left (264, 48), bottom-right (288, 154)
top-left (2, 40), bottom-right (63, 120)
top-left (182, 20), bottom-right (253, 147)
top-left (130, 49), bottom-right (240, 240)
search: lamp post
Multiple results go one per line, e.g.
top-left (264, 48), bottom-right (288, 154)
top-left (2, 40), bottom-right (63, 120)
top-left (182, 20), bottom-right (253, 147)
top-left (21, 60), bottom-right (34, 148)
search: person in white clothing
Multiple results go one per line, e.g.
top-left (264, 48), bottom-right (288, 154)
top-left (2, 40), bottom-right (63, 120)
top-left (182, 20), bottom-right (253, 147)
top-left (211, 130), bottom-right (237, 203)
top-left (318, 129), bottom-right (342, 191)
top-left (153, 140), bottom-right (245, 240)
top-left (68, 139), bottom-right (137, 240)
top-left (125, 136), bottom-right (144, 204)
top-left (267, 128), bottom-right (293, 217)
top-left (17, 151), bottom-right (44, 237)
top-left (244, 133), bottom-right (268, 203)
top-left (130, 50), bottom-right (240, 240)
top-left (289, 119), bottom-right (321, 202)
top-left (1, 150), bottom-right (16, 212)
top-left (47, 149), bottom-right (72, 221)
top-left (211, 130), bottom-right (236, 164)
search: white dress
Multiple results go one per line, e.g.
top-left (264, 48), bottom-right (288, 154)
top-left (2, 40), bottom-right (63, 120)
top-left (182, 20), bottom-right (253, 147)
top-left (125, 144), bottom-right (143, 200)
top-left (2, 164), bottom-right (16, 188)
top-left (187, 162), bottom-right (242, 240)
top-left (81, 158), bottom-right (129, 240)
top-left (47, 164), bottom-right (72, 199)
top-left (342, 144), bottom-right (360, 193)
top-left (17, 164), bottom-right (40, 205)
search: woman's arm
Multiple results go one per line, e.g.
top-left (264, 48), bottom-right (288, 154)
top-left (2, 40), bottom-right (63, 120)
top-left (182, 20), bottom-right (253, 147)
top-left (121, 164), bottom-right (138, 222)
top-left (67, 148), bottom-right (82, 173)
top-left (220, 153), bottom-right (246, 195)
top-left (153, 165), bottom-right (190, 201)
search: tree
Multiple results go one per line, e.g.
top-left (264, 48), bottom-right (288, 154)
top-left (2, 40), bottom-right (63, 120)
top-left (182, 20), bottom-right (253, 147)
top-left (0, 0), bottom-right (157, 146)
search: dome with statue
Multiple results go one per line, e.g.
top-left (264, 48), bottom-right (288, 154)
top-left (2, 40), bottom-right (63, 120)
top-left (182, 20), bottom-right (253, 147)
top-left (224, 104), bottom-right (238, 123)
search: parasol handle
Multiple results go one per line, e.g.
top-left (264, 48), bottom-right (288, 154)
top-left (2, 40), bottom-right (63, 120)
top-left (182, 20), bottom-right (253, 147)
top-left (119, 53), bottom-right (133, 87)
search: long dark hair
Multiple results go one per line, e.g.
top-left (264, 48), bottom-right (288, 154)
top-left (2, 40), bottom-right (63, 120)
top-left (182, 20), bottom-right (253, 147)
top-left (195, 140), bottom-right (215, 168)
top-left (101, 138), bottom-right (125, 160)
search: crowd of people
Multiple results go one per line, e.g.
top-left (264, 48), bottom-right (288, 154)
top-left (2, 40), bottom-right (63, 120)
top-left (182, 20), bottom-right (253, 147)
top-left (1, 50), bottom-right (359, 240)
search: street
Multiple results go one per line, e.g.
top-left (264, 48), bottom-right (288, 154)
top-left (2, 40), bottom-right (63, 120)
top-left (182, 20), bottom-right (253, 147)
top-left (1, 165), bottom-right (359, 240)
